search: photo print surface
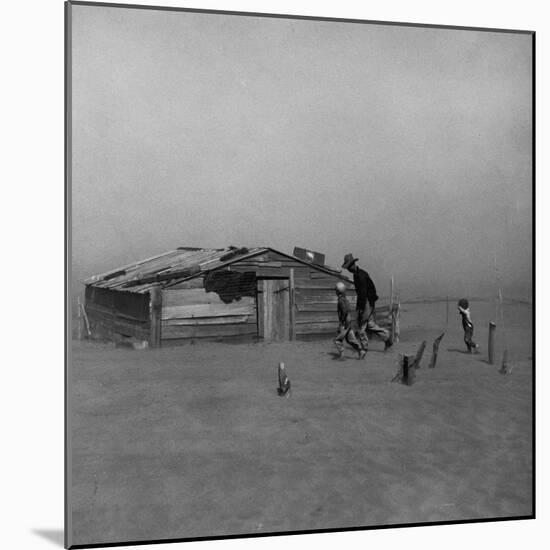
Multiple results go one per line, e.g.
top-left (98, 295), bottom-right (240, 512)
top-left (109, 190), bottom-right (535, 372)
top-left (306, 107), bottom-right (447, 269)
top-left (66, 2), bottom-right (534, 547)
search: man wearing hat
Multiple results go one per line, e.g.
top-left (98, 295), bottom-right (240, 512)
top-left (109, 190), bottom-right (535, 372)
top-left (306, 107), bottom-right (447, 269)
top-left (342, 253), bottom-right (393, 352)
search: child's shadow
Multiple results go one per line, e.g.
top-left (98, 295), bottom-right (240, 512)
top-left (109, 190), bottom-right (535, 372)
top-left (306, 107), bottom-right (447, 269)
top-left (327, 351), bottom-right (346, 361)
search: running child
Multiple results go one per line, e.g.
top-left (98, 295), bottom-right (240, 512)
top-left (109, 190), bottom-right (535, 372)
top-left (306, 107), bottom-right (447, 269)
top-left (334, 282), bottom-right (366, 360)
top-left (457, 298), bottom-right (479, 353)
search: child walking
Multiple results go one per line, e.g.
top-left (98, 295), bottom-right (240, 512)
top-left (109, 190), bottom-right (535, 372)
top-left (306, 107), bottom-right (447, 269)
top-left (457, 298), bottom-right (479, 353)
top-left (334, 282), bottom-right (366, 360)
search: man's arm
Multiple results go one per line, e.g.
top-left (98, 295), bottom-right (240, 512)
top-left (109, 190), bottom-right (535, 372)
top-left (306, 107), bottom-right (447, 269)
top-left (364, 272), bottom-right (379, 307)
top-left (354, 270), bottom-right (368, 310)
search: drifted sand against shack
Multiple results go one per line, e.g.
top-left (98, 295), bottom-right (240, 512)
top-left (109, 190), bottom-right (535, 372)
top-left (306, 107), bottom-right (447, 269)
top-left (69, 299), bottom-right (532, 546)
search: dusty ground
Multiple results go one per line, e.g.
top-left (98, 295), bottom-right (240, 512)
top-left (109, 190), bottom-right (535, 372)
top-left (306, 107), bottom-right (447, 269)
top-left (70, 300), bottom-right (533, 546)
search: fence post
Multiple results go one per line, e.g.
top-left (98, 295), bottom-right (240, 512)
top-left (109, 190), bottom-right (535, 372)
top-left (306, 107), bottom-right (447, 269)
top-left (393, 302), bottom-right (400, 344)
top-left (488, 321), bottom-right (496, 364)
top-left (428, 332), bottom-right (445, 369)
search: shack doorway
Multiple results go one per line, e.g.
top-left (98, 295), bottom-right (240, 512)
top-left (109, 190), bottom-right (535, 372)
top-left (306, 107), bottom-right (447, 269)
top-left (257, 279), bottom-right (290, 341)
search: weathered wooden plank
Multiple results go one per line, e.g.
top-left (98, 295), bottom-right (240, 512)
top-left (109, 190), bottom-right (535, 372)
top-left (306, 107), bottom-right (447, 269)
top-left (227, 263), bottom-right (265, 269)
top-left (265, 251), bottom-right (314, 267)
top-left (310, 271), bottom-right (341, 279)
top-left (275, 279), bottom-right (290, 342)
top-left (296, 293), bottom-right (343, 303)
top-left (162, 315), bottom-right (255, 326)
top-left (124, 265), bottom-right (201, 287)
top-left (256, 278), bottom-right (291, 341)
top-left (88, 314), bottom-right (150, 340)
top-left (296, 290), bottom-right (360, 299)
top-left (268, 252), bottom-right (341, 273)
top-left (285, 267), bottom-right (315, 276)
top-left (297, 321), bottom-right (337, 330)
top-left (296, 311), bottom-right (336, 324)
top-left (163, 289), bottom-right (255, 308)
top-left (166, 277), bottom-right (204, 290)
top-left (88, 249), bottom-right (179, 284)
top-left (85, 302), bottom-right (151, 325)
top-left (262, 280), bottom-right (273, 339)
top-left (297, 302), bottom-right (339, 311)
top-left (162, 302), bottom-right (255, 320)
top-left (86, 308), bottom-right (150, 330)
top-left (114, 249), bottom-right (208, 286)
top-left (256, 267), bottom-right (292, 278)
top-left (296, 304), bottom-right (338, 312)
top-left (299, 300), bottom-right (354, 308)
top-left (85, 303), bottom-right (134, 321)
top-left (257, 280), bottom-right (265, 337)
top-left (275, 261), bottom-right (313, 269)
top-left (228, 263), bottom-right (291, 278)
top-left (161, 322), bottom-right (258, 340)
top-left (163, 288), bottom-right (219, 306)
top-left (296, 298), bottom-right (351, 307)
top-left (294, 280), bottom-right (350, 289)
top-left (295, 322), bottom-right (337, 334)
top-left (295, 293), bottom-right (358, 303)
top-left (85, 287), bottom-right (150, 321)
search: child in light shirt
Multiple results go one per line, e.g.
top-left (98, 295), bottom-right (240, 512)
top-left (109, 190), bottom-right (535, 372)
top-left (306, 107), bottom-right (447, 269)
top-left (334, 282), bottom-right (366, 360)
top-left (457, 298), bottom-right (479, 353)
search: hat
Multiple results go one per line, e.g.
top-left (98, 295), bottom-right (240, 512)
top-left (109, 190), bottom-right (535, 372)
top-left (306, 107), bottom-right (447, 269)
top-left (342, 253), bottom-right (358, 270)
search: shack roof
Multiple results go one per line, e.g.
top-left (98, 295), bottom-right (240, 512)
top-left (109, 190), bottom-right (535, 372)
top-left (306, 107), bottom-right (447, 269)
top-left (84, 246), bottom-right (348, 294)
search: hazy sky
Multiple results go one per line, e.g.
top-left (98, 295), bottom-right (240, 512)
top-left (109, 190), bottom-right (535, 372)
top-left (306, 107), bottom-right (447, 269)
top-left (70, 5), bottom-right (532, 299)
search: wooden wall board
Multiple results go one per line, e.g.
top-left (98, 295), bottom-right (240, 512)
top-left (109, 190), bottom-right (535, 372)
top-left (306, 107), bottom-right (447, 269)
top-left (166, 277), bottom-right (205, 290)
top-left (163, 288), bottom-right (254, 307)
top-left (163, 315), bottom-right (254, 326)
top-left (295, 323), bottom-right (336, 335)
top-left (257, 279), bottom-right (290, 341)
top-left (162, 303), bottom-right (255, 320)
top-left (86, 310), bottom-right (150, 340)
top-left (161, 322), bottom-right (258, 340)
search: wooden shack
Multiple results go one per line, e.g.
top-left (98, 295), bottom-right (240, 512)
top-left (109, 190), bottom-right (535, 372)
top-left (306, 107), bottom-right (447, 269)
top-left (83, 246), bottom-right (399, 346)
